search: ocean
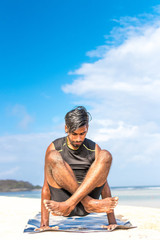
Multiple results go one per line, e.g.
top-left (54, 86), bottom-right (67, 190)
top-left (0, 186), bottom-right (160, 208)
top-left (111, 186), bottom-right (160, 208)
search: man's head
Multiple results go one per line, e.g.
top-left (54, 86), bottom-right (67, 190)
top-left (65, 106), bottom-right (91, 149)
top-left (65, 106), bottom-right (90, 133)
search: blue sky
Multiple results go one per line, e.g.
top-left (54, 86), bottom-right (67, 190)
top-left (0, 0), bottom-right (160, 187)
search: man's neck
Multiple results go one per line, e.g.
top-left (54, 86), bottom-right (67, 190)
top-left (66, 137), bottom-right (80, 150)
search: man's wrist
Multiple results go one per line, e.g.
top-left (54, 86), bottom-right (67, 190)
top-left (41, 220), bottom-right (49, 227)
top-left (107, 212), bottom-right (117, 224)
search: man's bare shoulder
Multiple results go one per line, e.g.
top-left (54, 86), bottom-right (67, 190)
top-left (95, 143), bottom-right (101, 152)
top-left (46, 142), bottom-right (55, 154)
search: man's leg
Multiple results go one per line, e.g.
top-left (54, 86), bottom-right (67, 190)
top-left (44, 150), bottom-right (118, 216)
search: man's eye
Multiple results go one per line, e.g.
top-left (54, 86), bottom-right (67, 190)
top-left (80, 132), bottom-right (86, 135)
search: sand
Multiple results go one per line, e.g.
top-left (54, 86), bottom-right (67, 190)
top-left (0, 196), bottom-right (160, 240)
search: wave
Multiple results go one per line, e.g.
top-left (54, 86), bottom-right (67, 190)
top-left (111, 185), bottom-right (160, 190)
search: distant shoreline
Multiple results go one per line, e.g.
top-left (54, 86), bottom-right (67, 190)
top-left (0, 179), bottom-right (41, 192)
top-left (1, 179), bottom-right (160, 192)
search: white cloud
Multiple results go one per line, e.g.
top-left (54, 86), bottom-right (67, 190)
top-left (0, 131), bottom-right (63, 185)
top-left (87, 118), bottom-right (160, 165)
top-left (63, 18), bottom-right (160, 102)
top-left (11, 104), bottom-right (34, 129)
top-left (0, 131), bottom-right (62, 163)
top-left (61, 10), bottom-right (160, 186)
top-left (89, 119), bottom-right (138, 142)
top-left (62, 11), bottom-right (160, 122)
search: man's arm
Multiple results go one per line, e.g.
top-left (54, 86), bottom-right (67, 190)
top-left (95, 144), bottom-right (117, 228)
top-left (40, 143), bottom-right (55, 228)
top-left (40, 179), bottom-right (51, 227)
top-left (101, 181), bottom-right (117, 224)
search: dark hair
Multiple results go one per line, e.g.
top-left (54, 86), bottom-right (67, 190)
top-left (65, 106), bottom-right (91, 132)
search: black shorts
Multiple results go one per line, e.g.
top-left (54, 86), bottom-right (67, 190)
top-left (48, 183), bottom-right (104, 217)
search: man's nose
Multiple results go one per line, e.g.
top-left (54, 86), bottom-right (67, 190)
top-left (77, 135), bottom-right (82, 141)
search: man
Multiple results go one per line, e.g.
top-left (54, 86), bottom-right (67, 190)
top-left (39, 106), bottom-right (118, 231)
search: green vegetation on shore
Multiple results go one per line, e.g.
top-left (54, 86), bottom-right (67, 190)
top-left (0, 179), bottom-right (42, 192)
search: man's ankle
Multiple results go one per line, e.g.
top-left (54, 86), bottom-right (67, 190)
top-left (65, 198), bottom-right (77, 210)
top-left (81, 196), bottom-right (92, 207)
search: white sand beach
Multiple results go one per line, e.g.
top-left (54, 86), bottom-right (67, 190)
top-left (0, 196), bottom-right (160, 240)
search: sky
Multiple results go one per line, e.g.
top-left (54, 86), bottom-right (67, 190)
top-left (0, 0), bottom-right (160, 187)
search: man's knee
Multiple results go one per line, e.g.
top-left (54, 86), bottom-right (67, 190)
top-left (42, 185), bottom-right (51, 196)
top-left (46, 150), bottom-right (63, 166)
top-left (98, 150), bottom-right (112, 166)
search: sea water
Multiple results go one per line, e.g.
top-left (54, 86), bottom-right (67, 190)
top-left (0, 186), bottom-right (160, 208)
top-left (0, 190), bottom-right (41, 198)
top-left (111, 186), bottom-right (160, 208)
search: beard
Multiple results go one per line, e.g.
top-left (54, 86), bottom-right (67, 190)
top-left (67, 136), bottom-right (83, 148)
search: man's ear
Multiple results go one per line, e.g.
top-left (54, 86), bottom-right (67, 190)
top-left (65, 125), bottom-right (68, 133)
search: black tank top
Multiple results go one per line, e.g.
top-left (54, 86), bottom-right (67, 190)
top-left (53, 137), bottom-right (96, 182)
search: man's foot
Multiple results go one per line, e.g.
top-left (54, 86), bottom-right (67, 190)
top-left (44, 199), bottom-right (74, 216)
top-left (84, 197), bottom-right (118, 214)
top-left (44, 197), bottom-right (118, 216)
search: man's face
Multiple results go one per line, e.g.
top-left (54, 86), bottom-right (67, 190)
top-left (65, 125), bottom-right (88, 149)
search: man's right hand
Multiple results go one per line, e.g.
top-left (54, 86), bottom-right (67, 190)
top-left (34, 225), bottom-right (59, 232)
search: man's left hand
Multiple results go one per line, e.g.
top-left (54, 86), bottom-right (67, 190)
top-left (101, 224), bottom-right (118, 231)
